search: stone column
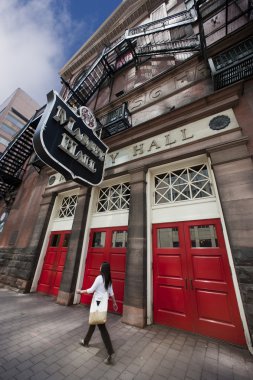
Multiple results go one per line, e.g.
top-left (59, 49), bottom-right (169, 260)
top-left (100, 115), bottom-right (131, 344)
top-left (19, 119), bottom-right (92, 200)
top-left (122, 168), bottom-right (147, 328)
top-left (57, 186), bottom-right (91, 306)
top-left (208, 137), bottom-right (253, 341)
top-left (25, 191), bottom-right (57, 292)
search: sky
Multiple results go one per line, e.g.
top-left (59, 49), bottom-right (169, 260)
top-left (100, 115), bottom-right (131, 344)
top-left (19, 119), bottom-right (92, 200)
top-left (0, 0), bottom-right (122, 107)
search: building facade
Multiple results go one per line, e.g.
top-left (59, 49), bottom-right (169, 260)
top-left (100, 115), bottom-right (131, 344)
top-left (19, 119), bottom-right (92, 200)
top-left (0, 88), bottom-right (40, 153)
top-left (0, 0), bottom-right (253, 351)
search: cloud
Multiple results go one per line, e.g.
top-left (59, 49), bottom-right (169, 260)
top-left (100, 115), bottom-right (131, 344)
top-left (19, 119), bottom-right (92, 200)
top-left (0, 0), bottom-right (84, 106)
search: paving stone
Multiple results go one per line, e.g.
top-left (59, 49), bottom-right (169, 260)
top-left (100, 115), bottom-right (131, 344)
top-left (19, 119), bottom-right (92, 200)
top-left (171, 365), bottom-right (187, 378)
top-left (151, 375), bottom-right (167, 380)
top-left (126, 363), bottom-right (140, 374)
top-left (14, 368), bottom-right (34, 380)
top-left (0, 367), bottom-right (19, 380)
top-left (46, 373), bottom-right (65, 380)
top-left (31, 361), bottom-right (48, 373)
top-left (30, 370), bottom-right (50, 380)
top-left (103, 368), bottom-right (121, 380)
top-left (118, 370), bottom-right (135, 380)
top-left (44, 363), bottom-right (62, 375)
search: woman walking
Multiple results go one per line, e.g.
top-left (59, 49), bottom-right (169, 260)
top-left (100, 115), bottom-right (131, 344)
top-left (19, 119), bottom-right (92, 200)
top-left (76, 262), bottom-right (118, 364)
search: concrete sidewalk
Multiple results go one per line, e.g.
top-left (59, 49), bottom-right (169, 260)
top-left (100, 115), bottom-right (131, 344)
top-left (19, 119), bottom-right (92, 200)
top-left (0, 288), bottom-right (252, 380)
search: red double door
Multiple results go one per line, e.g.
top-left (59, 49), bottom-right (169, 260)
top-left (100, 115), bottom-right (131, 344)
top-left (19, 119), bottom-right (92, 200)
top-left (81, 226), bottom-right (127, 314)
top-left (153, 219), bottom-right (245, 345)
top-left (37, 231), bottom-right (70, 296)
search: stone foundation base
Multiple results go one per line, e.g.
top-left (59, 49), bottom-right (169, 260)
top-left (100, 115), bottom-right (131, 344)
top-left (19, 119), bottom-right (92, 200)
top-left (0, 275), bottom-right (30, 292)
top-left (122, 304), bottom-right (146, 328)
top-left (57, 290), bottom-right (74, 306)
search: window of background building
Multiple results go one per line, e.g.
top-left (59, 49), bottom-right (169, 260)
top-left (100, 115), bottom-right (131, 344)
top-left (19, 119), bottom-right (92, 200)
top-left (6, 113), bottom-right (25, 129)
top-left (0, 211), bottom-right (8, 233)
top-left (1, 123), bottom-right (17, 136)
top-left (0, 136), bottom-right (9, 146)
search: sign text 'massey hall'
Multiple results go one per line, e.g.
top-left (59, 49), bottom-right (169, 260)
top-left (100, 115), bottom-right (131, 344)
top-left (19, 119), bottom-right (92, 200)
top-left (33, 91), bottom-right (108, 186)
top-left (54, 105), bottom-right (105, 173)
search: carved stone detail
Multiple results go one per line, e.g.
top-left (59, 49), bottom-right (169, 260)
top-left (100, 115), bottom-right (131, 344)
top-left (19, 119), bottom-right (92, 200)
top-left (209, 115), bottom-right (231, 130)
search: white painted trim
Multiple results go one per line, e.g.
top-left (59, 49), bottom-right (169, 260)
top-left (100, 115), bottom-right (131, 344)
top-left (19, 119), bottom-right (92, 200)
top-left (30, 199), bottom-right (58, 292)
top-left (208, 157), bottom-right (253, 354)
top-left (30, 188), bottom-right (79, 292)
top-left (74, 187), bottom-right (96, 304)
top-left (149, 154), bottom-right (208, 176)
top-left (152, 198), bottom-right (219, 223)
top-left (146, 170), bottom-right (153, 325)
top-left (90, 211), bottom-right (129, 228)
top-left (74, 175), bottom-right (130, 304)
top-left (100, 174), bottom-right (130, 188)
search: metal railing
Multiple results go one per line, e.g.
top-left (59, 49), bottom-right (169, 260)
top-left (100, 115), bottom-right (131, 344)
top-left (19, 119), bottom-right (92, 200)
top-left (97, 103), bottom-right (132, 138)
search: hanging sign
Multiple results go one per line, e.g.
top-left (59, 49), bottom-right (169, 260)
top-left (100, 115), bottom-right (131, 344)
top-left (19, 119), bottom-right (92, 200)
top-left (33, 90), bottom-right (108, 186)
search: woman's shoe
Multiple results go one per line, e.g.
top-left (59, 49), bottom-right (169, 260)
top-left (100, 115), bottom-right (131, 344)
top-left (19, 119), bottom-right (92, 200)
top-left (104, 355), bottom-right (113, 365)
top-left (79, 339), bottom-right (89, 347)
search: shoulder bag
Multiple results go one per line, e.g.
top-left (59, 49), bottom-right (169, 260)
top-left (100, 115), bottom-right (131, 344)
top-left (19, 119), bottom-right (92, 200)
top-left (89, 292), bottom-right (108, 325)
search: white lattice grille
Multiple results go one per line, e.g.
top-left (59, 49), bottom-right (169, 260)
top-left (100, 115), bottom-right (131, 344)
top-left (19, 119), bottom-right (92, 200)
top-left (58, 195), bottom-right (78, 218)
top-left (154, 164), bottom-right (213, 205)
top-left (97, 183), bottom-right (130, 212)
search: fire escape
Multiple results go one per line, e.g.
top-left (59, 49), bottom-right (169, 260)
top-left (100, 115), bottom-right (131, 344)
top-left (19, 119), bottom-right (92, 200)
top-left (0, 107), bottom-right (44, 202)
top-left (0, 0), bottom-right (252, 202)
top-left (66, 8), bottom-right (199, 108)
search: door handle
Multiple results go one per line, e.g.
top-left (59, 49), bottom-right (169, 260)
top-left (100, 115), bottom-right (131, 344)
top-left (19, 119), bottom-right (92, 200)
top-left (190, 279), bottom-right (194, 290)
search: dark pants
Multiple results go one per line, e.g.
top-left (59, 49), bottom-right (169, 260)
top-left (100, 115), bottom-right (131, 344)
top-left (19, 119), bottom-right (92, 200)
top-left (84, 300), bottom-right (114, 355)
top-left (83, 324), bottom-right (114, 355)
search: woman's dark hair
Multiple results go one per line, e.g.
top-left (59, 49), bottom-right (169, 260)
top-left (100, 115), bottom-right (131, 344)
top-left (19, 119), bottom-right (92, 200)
top-left (100, 262), bottom-right (112, 290)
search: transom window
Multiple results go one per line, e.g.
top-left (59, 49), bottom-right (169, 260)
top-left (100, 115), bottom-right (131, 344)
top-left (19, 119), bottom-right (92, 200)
top-left (58, 195), bottom-right (78, 218)
top-left (154, 164), bottom-right (213, 205)
top-left (97, 183), bottom-right (130, 212)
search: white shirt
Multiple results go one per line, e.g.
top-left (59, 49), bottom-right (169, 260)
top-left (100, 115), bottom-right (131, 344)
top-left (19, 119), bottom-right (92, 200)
top-left (87, 275), bottom-right (114, 301)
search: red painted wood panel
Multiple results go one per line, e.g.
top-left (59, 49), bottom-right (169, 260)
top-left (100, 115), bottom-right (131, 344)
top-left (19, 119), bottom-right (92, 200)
top-left (153, 219), bottom-right (245, 345)
top-left (153, 222), bottom-right (193, 331)
top-left (81, 227), bottom-right (127, 315)
top-left (37, 231), bottom-right (70, 296)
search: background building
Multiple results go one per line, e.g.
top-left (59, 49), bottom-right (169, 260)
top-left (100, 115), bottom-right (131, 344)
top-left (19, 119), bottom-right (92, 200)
top-left (0, 0), bottom-right (253, 352)
top-left (0, 88), bottom-right (40, 153)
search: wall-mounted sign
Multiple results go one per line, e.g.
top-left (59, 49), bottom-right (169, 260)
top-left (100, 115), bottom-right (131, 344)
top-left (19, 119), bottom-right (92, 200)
top-left (33, 91), bottom-right (108, 186)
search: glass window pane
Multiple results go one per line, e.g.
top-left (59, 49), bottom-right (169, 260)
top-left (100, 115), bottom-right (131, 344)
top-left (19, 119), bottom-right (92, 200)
top-left (92, 232), bottom-right (106, 247)
top-left (0, 136), bottom-right (9, 146)
top-left (157, 228), bottom-right (179, 248)
top-left (6, 113), bottom-right (25, 129)
top-left (190, 225), bottom-right (218, 247)
top-left (51, 234), bottom-right (61, 247)
top-left (1, 123), bottom-right (17, 136)
top-left (112, 230), bottom-right (128, 248)
top-left (62, 234), bottom-right (70, 247)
